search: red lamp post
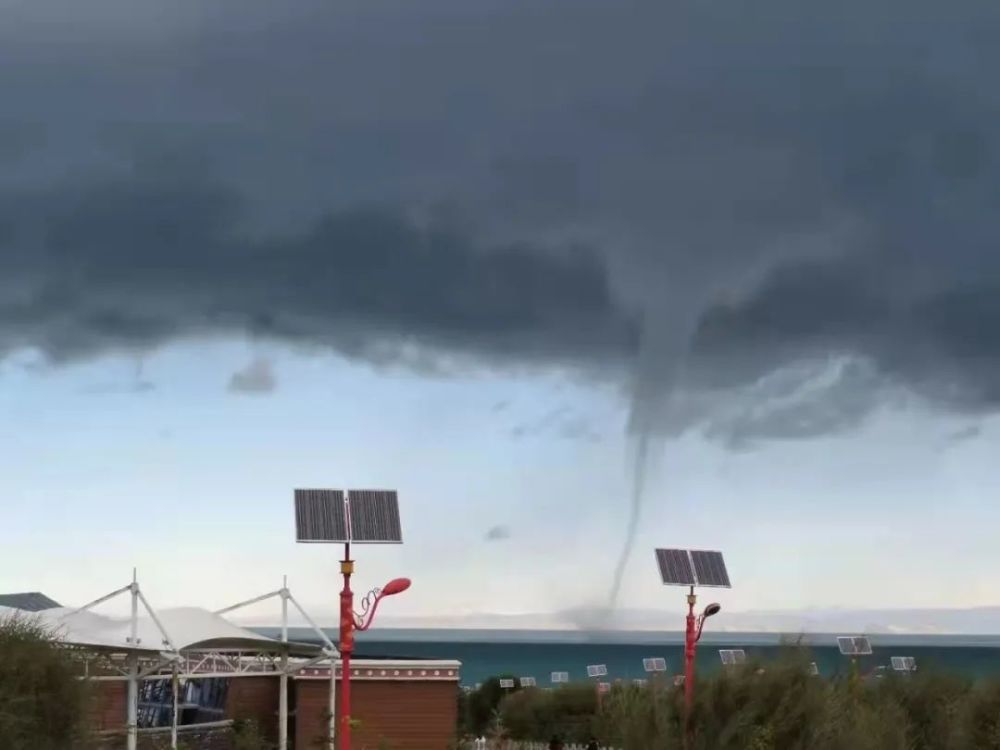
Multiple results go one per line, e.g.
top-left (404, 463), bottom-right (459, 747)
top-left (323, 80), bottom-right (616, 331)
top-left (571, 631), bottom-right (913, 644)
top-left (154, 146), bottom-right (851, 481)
top-left (338, 549), bottom-right (410, 750)
top-left (683, 588), bottom-right (720, 720)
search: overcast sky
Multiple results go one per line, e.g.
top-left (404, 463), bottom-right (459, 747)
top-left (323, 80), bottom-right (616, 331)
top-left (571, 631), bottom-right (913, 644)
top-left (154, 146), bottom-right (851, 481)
top-left (2, 0), bottom-right (1000, 629)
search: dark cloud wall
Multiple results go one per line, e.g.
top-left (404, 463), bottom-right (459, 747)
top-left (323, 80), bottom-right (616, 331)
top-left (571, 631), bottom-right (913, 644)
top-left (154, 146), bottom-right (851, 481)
top-left (0, 174), bottom-right (636, 368)
top-left (2, 0), bottom-right (1000, 440)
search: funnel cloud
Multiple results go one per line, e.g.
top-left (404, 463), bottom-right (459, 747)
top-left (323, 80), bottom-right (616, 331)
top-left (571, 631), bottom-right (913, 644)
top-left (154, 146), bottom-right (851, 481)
top-left (3, 0), bottom-right (996, 443)
top-left (3, 0), bottom-right (1000, 615)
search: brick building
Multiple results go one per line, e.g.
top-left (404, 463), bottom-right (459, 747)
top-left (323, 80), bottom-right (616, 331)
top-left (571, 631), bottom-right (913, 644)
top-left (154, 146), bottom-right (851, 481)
top-left (89, 659), bottom-right (461, 749)
top-left (295, 660), bottom-right (461, 749)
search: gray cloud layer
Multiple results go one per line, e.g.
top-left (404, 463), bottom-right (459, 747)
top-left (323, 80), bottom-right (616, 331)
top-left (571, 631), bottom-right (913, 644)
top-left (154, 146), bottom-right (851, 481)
top-left (2, 0), bottom-right (1000, 440)
top-left (0, 174), bottom-right (636, 370)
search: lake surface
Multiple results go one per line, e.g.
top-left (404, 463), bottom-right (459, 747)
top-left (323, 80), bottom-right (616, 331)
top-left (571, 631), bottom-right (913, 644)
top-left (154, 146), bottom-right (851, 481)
top-left (255, 627), bottom-right (1000, 686)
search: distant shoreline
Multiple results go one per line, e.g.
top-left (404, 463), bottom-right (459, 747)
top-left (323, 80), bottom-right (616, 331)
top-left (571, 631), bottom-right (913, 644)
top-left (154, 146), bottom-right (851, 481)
top-left (252, 626), bottom-right (1000, 649)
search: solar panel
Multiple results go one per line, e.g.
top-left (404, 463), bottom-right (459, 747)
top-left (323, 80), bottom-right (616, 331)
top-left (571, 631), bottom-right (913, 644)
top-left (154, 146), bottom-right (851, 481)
top-left (498, 679), bottom-right (515, 689)
top-left (519, 677), bottom-right (537, 687)
top-left (719, 649), bottom-right (746, 665)
top-left (837, 636), bottom-right (873, 656)
top-left (655, 549), bottom-right (696, 586)
top-left (890, 656), bottom-right (916, 672)
top-left (294, 489), bottom-right (346, 542)
top-left (346, 490), bottom-right (403, 543)
top-left (294, 489), bottom-right (402, 543)
top-left (632, 678), bottom-right (648, 687)
top-left (550, 671), bottom-right (569, 684)
top-left (655, 548), bottom-right (731, 588)
top-left (690, 550), bottom-right (732, 588)
top-left (586, 664), bottom-right (608, 678)
top-left (642, 657), bottom-right (667, 673)
top-left (808, 662), bottom-right (819, 676)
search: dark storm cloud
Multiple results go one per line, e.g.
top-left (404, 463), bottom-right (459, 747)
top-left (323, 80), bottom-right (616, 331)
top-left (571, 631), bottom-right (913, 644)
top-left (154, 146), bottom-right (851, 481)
top-left (0, 174), bottom-right (637, 368)
top-left (2, 0), bottom-right (1000, 441)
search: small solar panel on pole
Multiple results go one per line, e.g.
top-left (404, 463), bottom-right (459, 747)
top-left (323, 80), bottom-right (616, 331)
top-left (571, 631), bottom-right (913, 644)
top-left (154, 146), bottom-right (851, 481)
top-left (499, 678), bottom-right (515, 690)
top-left (519, 677), bottom-right (537, 688)
top-left (837, 636), bottom-right (873, 657)
top-left (891, 656), bottom-right (916, 672)
top-left (587, 664), bottom-right (608, 678)
top-left (643, 657), bottom-right (667, 673)
top-left (719, 649), bottom-right (746, 666)
top-left (551, 671), bottom-right (569, 684)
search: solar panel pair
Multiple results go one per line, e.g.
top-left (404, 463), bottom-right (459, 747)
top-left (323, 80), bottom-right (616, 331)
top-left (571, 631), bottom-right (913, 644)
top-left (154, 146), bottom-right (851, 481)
top-left (642, 657), bottom-right (667, 672)
top-left (837, 636), bottom-right (873, 656)
top-left (891, 656), bottom-right (916, 672)
top-left (655, 549), bottom-right (731, 588)
top-left (719, 649), bottom-right (746, 665)
top-left (294, 489), bottom-right (401, 543)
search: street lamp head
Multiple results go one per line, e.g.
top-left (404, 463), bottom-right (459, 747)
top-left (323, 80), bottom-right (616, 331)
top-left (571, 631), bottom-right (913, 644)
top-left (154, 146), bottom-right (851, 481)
top-left (703, 602), bottom-right (721, 618)
top-left (381, 577), bottom-right (412, 597)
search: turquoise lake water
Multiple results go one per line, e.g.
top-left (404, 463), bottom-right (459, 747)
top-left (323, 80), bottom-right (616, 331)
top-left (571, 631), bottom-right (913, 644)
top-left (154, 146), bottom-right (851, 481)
top-left (257, 628), bottom-right (1000, 687)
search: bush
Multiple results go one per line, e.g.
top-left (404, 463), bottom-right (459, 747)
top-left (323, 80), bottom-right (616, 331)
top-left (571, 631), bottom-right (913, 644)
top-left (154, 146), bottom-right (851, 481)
top-left (0, 613), bottom-right (91, 750)
top-left (468, 648), bottom-right (1000, 750)
top-left (232, 718), bottom-right (274, 750)
top-left (462, 676), bottom-right (522, 736)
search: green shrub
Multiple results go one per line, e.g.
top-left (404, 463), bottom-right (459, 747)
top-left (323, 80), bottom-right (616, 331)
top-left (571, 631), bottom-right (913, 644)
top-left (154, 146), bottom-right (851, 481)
top-left (467, 648), bottom-right (1000, 750)
top-left (0, 613), bottom-right (91, 750)
top-left (462, 676), bottom-right (521, 736)
top-left (232, 718), bottom-right (274, 749)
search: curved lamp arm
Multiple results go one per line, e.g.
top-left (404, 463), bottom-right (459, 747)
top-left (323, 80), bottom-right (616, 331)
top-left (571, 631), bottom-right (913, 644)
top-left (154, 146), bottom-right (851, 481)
top-left (354, 577), bottom-right (412, 632)
top-left (354, 588), bottom-right (384, 632)
top-left (695, 603), bottom-right (720, 642)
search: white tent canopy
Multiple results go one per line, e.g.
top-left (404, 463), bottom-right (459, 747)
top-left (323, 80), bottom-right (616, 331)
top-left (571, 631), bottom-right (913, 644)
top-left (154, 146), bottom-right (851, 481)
top-left (0, 572), bottom-right (335, 750)
top-left (1, 604), bottom-right (307, 654)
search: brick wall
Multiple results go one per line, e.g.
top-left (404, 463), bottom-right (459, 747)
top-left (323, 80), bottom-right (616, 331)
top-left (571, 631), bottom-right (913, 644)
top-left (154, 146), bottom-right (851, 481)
top-left (224, 676), bottom-right (280, 739)
top-left (90, 681), bottom-right (126, 732)
top-left (296, 679), bottom-right (458, 750)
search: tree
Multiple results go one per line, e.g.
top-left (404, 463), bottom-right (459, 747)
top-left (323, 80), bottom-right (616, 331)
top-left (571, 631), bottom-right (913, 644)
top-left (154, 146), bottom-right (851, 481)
top-left (464, 676), bottom-right (520, 736)
top-left (0, 613), bottom-right (91, 750)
